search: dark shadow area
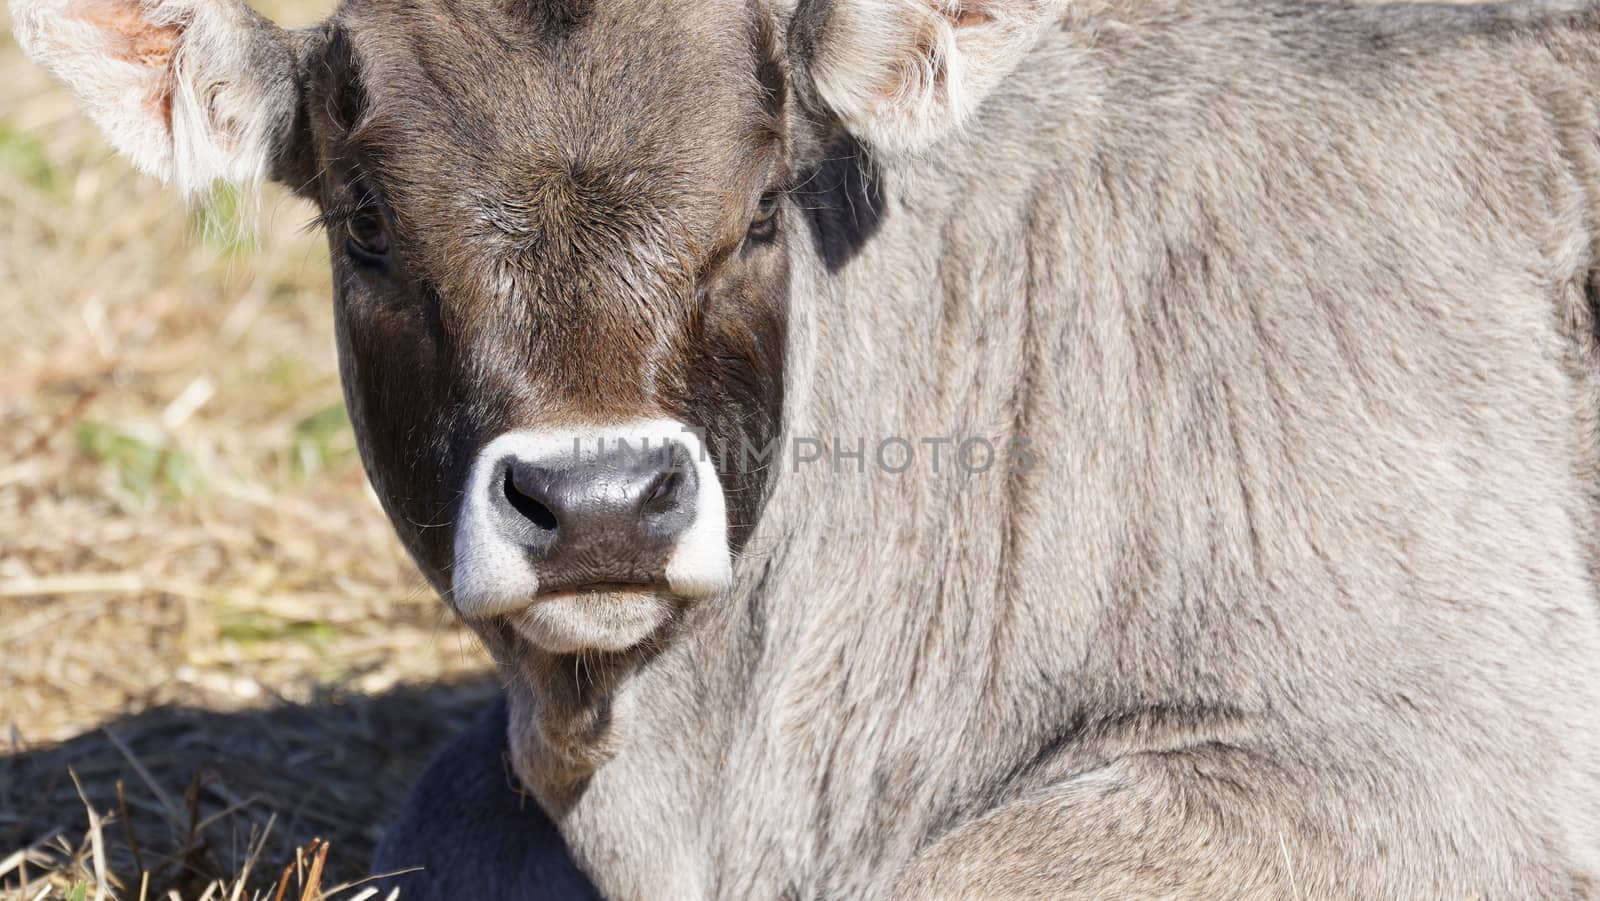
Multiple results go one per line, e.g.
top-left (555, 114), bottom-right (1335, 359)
top-left (368, 696), bottom-right (601, 901)
top-left (797, 133), bottom-right (885, 273)
top-left (1, 678), bottom-right (501, 897)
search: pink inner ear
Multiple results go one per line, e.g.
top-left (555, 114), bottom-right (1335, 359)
top-left (870, 2), bottom-right (998, 105)
top-left (951, 7), bottom-right (993, 28)
top-left (68, 0), bottom-right (182, 67)
top-left (67, 0), bottom-right (184, 130)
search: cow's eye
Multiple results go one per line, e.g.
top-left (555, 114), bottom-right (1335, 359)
top-left (345, 208), bottom-right (391, 265)
top-left (746, 190), bottom-right (782, 243)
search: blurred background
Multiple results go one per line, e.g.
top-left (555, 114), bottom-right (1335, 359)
top-left (0, 1), bottom-right (497, 897)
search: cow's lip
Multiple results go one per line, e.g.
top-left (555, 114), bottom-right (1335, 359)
top-left (531, 582), bottom-right (669, 603)
top-left (496, 582), bottom-right (679, 654)
top-left (459, 582), bottom-right (670, 626)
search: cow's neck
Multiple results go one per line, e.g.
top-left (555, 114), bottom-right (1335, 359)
top-left (640, 32), bottom-right (1114, 886)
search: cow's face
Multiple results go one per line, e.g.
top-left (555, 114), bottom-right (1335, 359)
top-left (14, 0), bottom-right (1065, 658)
top-left (303, 0), bottom-right (795, 657)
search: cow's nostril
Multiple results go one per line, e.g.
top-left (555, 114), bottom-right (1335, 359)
top-left (504, 467), bottom-right (559, 532)
top-left (644, 469), bottom-right (683, 510)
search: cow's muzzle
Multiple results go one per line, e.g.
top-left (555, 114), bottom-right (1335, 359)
top-left (451, 421), bottom-right (733, 653)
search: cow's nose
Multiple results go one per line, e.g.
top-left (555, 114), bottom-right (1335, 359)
top-left (452, 425), bottom-right (732, 632)
top-left (489, 441), bottom-right (696, 592)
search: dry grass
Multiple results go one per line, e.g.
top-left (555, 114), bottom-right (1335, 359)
top-left (0, 0), bottom-right (495, 896)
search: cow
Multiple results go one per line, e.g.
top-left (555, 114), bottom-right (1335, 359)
top-left (15, 0), bottom-right (1600, 895)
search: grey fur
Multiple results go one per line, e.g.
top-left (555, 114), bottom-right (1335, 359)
top-left (534, 2), bottom-right (1600, 897)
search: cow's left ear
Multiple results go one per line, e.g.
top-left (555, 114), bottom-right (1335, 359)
top-left (10, 0), bottom-right (312, 197)
top-left (793, 0), bottom-right (1068, 155)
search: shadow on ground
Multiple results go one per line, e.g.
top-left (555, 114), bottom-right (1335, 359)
top-left (1, 678), bottom-right (500, 897)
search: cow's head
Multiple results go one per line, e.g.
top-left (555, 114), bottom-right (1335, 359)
top-left (13, 0), bottom-right (1062, 660)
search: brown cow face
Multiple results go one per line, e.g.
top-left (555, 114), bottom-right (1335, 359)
top-left (298, 0), bottom-right (795, 655)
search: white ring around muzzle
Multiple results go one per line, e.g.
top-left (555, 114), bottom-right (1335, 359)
top-left (450, 419), bottom-right (733, 620)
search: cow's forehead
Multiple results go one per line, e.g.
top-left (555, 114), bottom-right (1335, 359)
top-left (326, 0), bottom-right (780, 296)
top-left (333, 0), bottom-right (774, 178)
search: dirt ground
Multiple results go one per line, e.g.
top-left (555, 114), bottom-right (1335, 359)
top-left (0, 0), bottom-right (499, 896)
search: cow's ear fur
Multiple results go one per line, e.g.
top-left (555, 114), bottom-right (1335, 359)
top-left (796, 0), bottom-right (1067, 155)
top-left (10, 0), bottom-right (308, 197)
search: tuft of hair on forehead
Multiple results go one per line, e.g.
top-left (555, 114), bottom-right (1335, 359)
top-left (502, 0), bottom-right (592, 39)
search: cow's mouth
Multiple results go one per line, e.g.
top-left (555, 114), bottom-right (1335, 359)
top-left (503, 584), bottom-right (679, 655)
top-left (535, 582), bottom-right (670, 601)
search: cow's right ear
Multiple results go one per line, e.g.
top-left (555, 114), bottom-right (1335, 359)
top-left (10, 0), bottom-right (315, 197)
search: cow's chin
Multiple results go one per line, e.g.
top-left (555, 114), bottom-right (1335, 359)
top-left (507, 589), bottom-right (676, 655)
